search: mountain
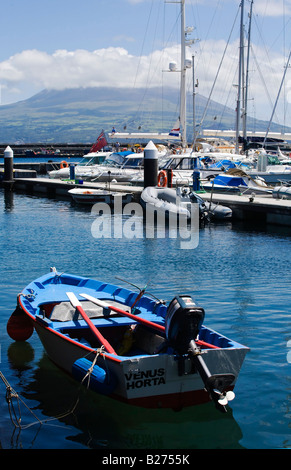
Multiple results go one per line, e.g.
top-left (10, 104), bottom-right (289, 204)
top-left (0, 86), bottom-right (288, 143)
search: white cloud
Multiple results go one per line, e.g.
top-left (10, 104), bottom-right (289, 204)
top-left (254, 0), bottom-right (291, 17)
top-left (0, 41), bottom-right (289, 124)
top-left (0, 46), bottom-right (179, 93)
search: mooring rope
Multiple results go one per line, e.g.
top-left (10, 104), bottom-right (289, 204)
top-left (80, 346), bottom-right (105, 389)
top-left (0, 346), bottom-right (105, 430)
top-left (0, 370), bottom-right (42, 429)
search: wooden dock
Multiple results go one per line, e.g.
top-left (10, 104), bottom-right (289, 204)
top-left (1, 176), bottom-right (291, 226)
top-left (201, 192), bottom-right (291, 226)
top-left (5, 177), bottom-right (143, 201)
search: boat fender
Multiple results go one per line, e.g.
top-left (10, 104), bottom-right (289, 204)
top-left (7, 297), bottom-right (34, 341)
top-left (72, 357), bottom-right (117, 395)
top-left (60, 160), bottom-right (68, 169)
top-left (158, 170), bottom-right (167, 187)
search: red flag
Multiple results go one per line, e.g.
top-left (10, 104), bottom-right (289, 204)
top-left (89, 131), bottom-right (107, 152)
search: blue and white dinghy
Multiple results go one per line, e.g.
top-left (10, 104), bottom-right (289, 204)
top-left (7, 269), bottom-right (249, 412)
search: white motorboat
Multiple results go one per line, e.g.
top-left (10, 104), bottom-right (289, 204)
top-left (49, 151), bottom-right (110, 179)
top-left (157, 151), bottom-right (248, 186)
top-left (87, 153), bottom-right (144, 183)
top-left (49, 130), bottom-right (112, 179)
top-left (86, 147), bottom-right (168, 183)
top-left (245, 153), bottom-right (291, 184)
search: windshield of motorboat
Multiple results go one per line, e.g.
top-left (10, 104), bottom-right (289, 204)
top-left (268, 155), bottom-right (281, 165)
top-left (162, 156), bottom-right (198, 170)
top-left (84, 155), bottom-right (106, 166)
top-left (122, 157), bottom-right (144, 168)
top-left (102, 153), bottom-right (126, 167)
top-left (77, 156), bottom-right (93, 167)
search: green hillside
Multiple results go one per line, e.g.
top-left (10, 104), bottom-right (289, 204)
top-left (0, 86), bottom-right (288, 143)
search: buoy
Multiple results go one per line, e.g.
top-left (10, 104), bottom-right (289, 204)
top-left (60, 160), bottom-right (68, 169)
top-left (7, 303), bottom-right (34, 341)
top-left (72, 357), bottom-right (117, 395)
top-left (157, 170), bottom-right (167, 187)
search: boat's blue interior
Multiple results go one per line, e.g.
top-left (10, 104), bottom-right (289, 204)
top-left (22, 271), bottom-right (245, 355)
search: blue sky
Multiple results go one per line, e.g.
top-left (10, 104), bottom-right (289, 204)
top-left (0, 0), bottom-right (290, 127)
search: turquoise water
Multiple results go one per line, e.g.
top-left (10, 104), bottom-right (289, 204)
top-left (0, 188), bottom-right (290, 450)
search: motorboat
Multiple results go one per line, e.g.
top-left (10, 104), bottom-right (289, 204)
top-left (87, 152), bottom-right (145, 183)
top-left (7, 269), bottom-right (249, 412)
top-left (49, 130), bottom-right (112, 179)
top-left (245, 152), bottom-right (291, 184)
top-left (202, 169), bottom-right (272, 195)
top-left (87, 146), bottom-right (168, 184)
top-left (158, 152), bottom-right (244, 186)
top-left (48, 151), bottom-right (110, 179)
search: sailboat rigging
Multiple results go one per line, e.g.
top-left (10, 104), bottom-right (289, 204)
top-left (203, 0), bottom-right (291, 148)
top-left (110, 0), bottom-right (194, 149)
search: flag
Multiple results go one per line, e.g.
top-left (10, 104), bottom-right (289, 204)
top-left (89, 130), bottom-right (107, 152)
top-left (169, 119), bottom-right (180, 137)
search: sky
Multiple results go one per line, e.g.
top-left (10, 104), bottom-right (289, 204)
top-left (0, 0), bottom-right (290, 128)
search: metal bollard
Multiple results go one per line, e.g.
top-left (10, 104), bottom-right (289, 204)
top-left (70, 163), bottom-right (75, 180)
top-left (4, 146), bottom-right (14, 182)
top-left (192, 170), bottom-right (200, 191)
top-left (144, 141), bottom-right (158, 188)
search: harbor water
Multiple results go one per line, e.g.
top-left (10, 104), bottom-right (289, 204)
top-left (0, 187), bottom-right (290, 450)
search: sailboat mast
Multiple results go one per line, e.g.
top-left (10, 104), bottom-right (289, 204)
top-left (235, 0), bottom-right (245, 154)
top-left (243, 0), bottom-right (253, 152)
top-left (180, 0), bottom-right (187, 148)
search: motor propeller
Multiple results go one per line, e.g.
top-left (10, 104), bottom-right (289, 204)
top-left (188, 339), bottom-right (235, 413)
top-left (217, 391), bottom-right (235, 406)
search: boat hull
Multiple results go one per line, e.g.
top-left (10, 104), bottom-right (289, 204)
top-left (31, 319), bottom-right (247, 409)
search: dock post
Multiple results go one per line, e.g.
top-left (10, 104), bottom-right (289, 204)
top-left (144, 140), bottom-right (158, 188)
top-left (192, 170), bottom-right (200, 191)
top-left (3, 146), bottom-right (14, 190)
top-left (70, 163), bottom-right (75, 180)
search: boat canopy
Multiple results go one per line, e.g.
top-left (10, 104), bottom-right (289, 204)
top-left (212, 175), bottom-right (248, 187)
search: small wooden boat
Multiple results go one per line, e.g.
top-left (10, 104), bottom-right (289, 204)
top-left (68, 188), bottom-right (132, 205)
top-left (7, 269), bottom-right (249, 412)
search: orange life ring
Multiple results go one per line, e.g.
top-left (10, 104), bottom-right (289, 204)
top-left (60, 160), bottom-right (68, 169)
top-left (158, 170), bottom-right (167, 187)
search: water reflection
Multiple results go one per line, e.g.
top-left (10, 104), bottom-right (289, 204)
top-left (7, 349), bottom-right (245, 449)
top-left (3, 189), bottom-right (14, 212)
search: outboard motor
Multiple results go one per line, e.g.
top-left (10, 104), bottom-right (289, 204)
top-left (165, 295), bottom-right (205, 355)
top-left (166, 295), bottom-right (235, 413)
